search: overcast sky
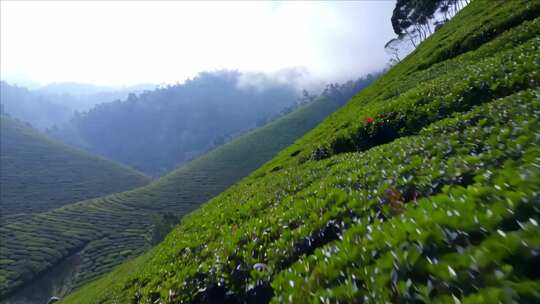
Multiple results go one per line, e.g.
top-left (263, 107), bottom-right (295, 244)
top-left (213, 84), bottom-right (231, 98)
top-left (1, 1), bottom-right (396, 87)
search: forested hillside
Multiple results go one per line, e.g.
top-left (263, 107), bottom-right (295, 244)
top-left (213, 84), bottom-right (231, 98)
top-left (0, 78), bottom-right (373, 301)
top-left (0, 115), bottom-right (150, 223)
top-left (34, 82), bottom-right (155, 112)
top-left (49, 71), bottom-right (310, 175)
top-left (62, 1), bottom-right (540, 303)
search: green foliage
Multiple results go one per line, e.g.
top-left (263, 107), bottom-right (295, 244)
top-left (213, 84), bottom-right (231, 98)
top-left (60, 1), bottom-right (540, 303)
top-left (0, 86), bottom-right (350, 298)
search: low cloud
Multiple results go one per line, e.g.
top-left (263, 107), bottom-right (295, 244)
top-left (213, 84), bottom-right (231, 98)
top-left (1, 1), bottom-right (396, 87)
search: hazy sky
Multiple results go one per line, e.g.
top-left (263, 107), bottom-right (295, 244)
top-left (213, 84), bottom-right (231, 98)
top-left (1, 1), bottom-right (396, 87)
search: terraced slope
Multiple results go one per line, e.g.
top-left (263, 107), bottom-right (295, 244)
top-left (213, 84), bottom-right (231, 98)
top-left (0, 89), bottom-right (361, 299)
top-left (61, 1), bottom-right (540, 303)
top-left (0, 115), bottom-right (150, 222)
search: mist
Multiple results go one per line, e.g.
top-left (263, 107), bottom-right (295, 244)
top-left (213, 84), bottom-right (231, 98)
top-left (1, 1), bottom-right (395, 87)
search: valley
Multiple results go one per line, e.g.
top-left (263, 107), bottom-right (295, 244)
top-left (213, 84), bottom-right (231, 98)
top-left (1, 0), bottom-right (539, 303)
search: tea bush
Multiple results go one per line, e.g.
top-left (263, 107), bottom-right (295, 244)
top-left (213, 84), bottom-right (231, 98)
top-left (0, 115), bottom-right (150, 221)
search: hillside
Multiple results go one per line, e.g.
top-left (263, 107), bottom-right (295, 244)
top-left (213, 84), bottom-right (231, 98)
top-left (0, 115), bottom-right (150, 223)
top-left (0, 84), bottom-right (369, 301)
top-left (61, 1), bottom-right (540, 303)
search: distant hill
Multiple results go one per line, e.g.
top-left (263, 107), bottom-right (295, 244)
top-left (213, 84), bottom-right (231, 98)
top-left (35, 82), bottom-right (155, 97)
top-left (33, 82), bottom-right (156, 112)
top-left (0, 76), bottom-right (374, 301)
top-left (0, 81), bottom-right (156, 130)
top-left (0, 82), bottom-right (73, 130)
top-left (0, 115), bottom-right (150, 223)
top-left (60, 1), bottom-right (540, 303)
top-left (48, 70), bottom-right (310, 176)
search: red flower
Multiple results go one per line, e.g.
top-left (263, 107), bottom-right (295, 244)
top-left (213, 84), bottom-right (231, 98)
top-left (364, 117), bottom-right (375, 124)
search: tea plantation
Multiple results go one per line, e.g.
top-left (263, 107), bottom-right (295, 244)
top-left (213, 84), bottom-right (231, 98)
top-left (0, 83), bottom-right (359, 299)
top-left (61, 1), bottom-right (540, 303)
top-left (0, 115), bottom-right (150, 223)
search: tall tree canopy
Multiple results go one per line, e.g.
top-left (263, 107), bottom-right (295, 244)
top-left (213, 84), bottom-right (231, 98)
top-left (387, 0), bottom-right (469, 60)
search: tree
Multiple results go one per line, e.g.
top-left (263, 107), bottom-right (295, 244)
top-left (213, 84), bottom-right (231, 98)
top-left (386, 0), bottom-right (469, 61)
top-left (384, 37), bottom-right (404, 64)
top-left (391, 0), bottom-right (441, 46)
top-left (298, 89), bottom-right (316, 105)
top-left (150, 212), bottom-right (180, 245)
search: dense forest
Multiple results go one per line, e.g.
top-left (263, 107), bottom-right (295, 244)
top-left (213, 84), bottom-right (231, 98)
top-left (49, 71), bottom-right (376, 175)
